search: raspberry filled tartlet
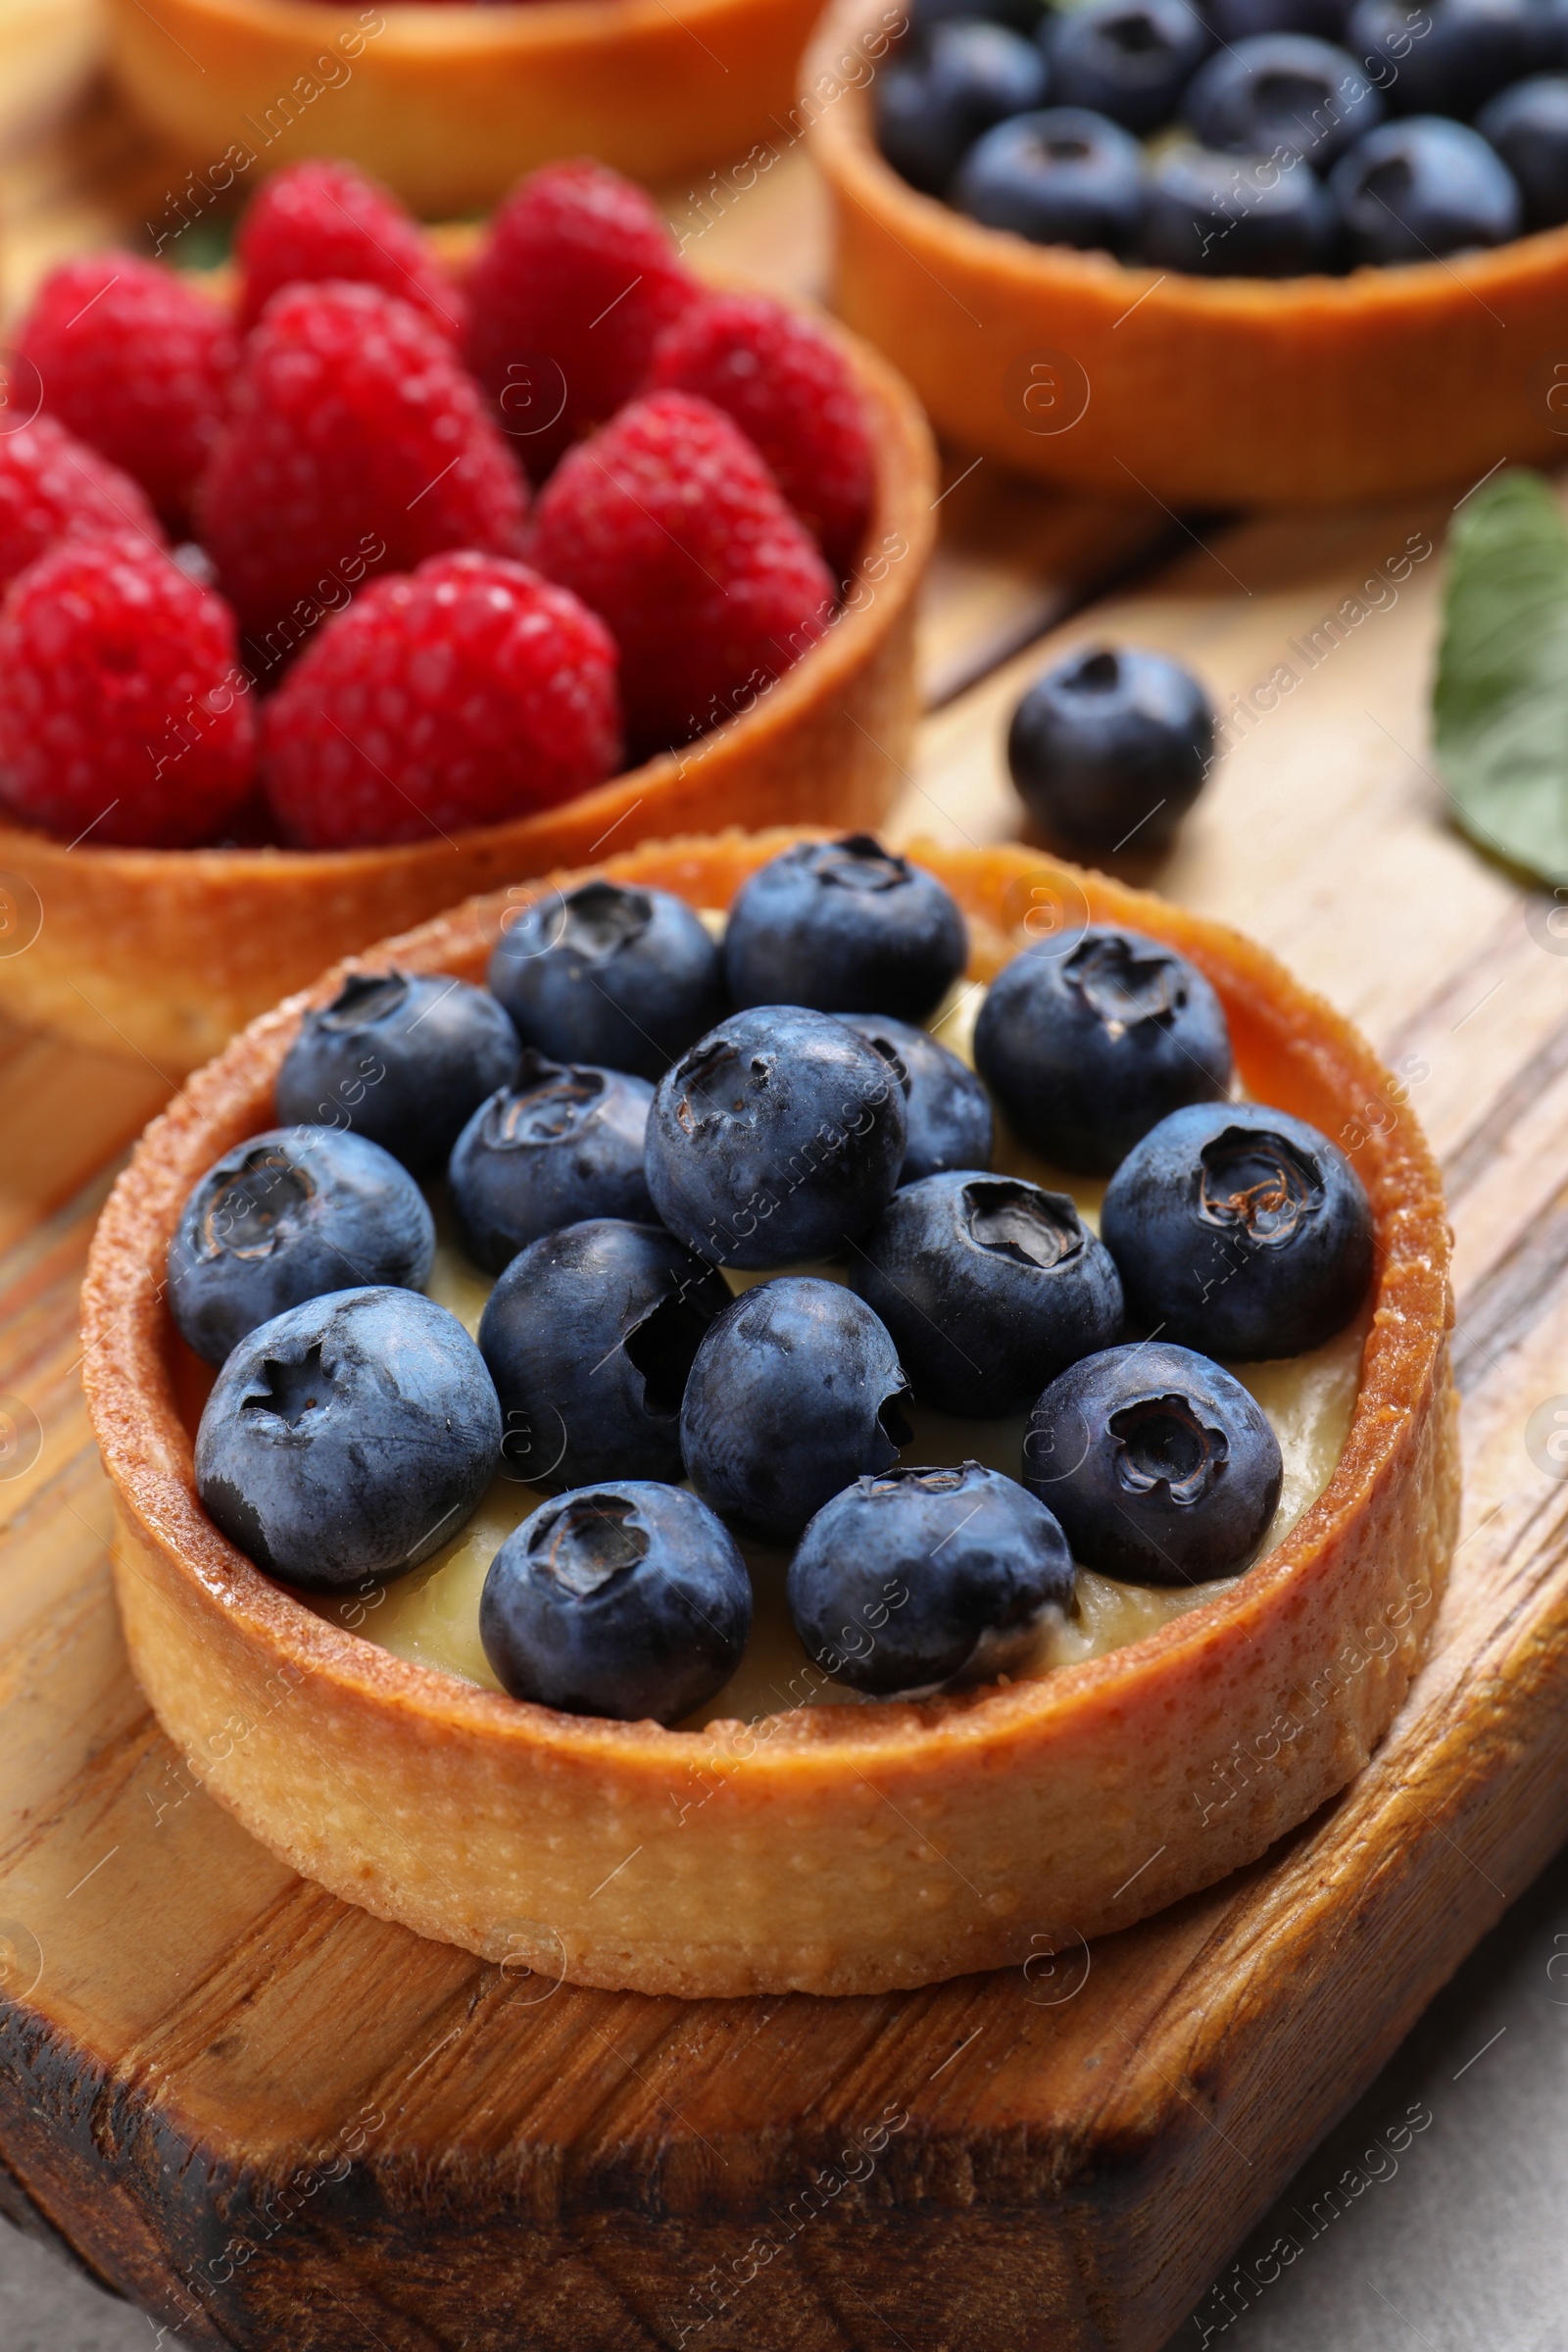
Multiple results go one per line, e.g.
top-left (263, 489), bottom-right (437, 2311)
top-left (0, 161), bottom-right (932, 1071)
top-left (82, 830), bottom-right (1457, 1998)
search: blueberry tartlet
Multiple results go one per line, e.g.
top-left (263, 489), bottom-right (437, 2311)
top-left (83, 829), bottom-right (1457, 1997)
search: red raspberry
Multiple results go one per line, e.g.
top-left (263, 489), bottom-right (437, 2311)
top-left (16, 254), bottom-right (237, 530)
top-left (262, 551), bottom-right (622, 850)
top-left (0, 414), bottom-right (164, 596)
top-left (234, 160), bottom-right (463, 342)
top-left (0, 532), bottom-right (257, 848)
top-left (650, 294), bottom-right (875, 579)
top-left (463, 161), bottom-right (700, 479)
top-left (527, 391), bottom-right (836, 757)
top-left (196, 281), bottom-right (527, 665)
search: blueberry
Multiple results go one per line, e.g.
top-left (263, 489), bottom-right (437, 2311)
top-left (168, 1126), bottom-right (435, 1368)
top-left (850, 1172), bottom-right (1124, 1415)
top-left (477, 1218), bottom-right (731, 1489)
top-left (195, 1287), bottom-right (500, 1591)
top-left (841, 1012), bottom-right (994, 1183)
top-left (645, 1007), bottom-right (906, 1268)
top-left (973, 928), bottom-right (1233, 1176)
top-left (1045, 0), bottom-right (1212, 135)
top-left (1209, 0), bottom-right (1349, 40)
top-left (1024, 1340), bottom-right (1282, 1585)
top-left (487, 880), bottom-right (727, 1082)
top-left (1007, 645), bottom-right (1214, 857)
top-left (680, 1277), bottom-right (912, 1542)
top-left (1328, 116), bottom-right (1523, 259)
top-left (1101, 1100), bottom-right (1374, 1357)
top-left (274, 968), bottom-right (518, 1177)
top-left (1348, 0), bottom-right (1541, 117)
top-left (723, 836), bottom-right (968, 1023)
top-left (1139, 145), bottom-right (1339, 273)
top-left (479, 1481), bottom-right (751, 1725)
top-left (1182, 35), bottom-right (1385, 168)
top-left (1478, 74), bottom-right (1568, 224)
top-left (787, 1462), bottom-right (1074, 1694)
top-left (952, 107), bottom-right (1147, 250)
top-left (875, 21), bottom-right (1050, 196)
top-left (448, 1051), bottom-right (655, 1276)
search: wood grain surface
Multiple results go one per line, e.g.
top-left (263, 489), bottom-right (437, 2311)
top-left (3, 32), bottom-right (1568, 2352)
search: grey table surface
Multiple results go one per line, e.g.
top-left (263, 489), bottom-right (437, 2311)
top-left (5, 1835), bottom-right (1567, 2352)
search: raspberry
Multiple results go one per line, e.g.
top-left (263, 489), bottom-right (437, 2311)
top-left (0, 532), bottom-right (257, 848)
top-left (527, 391), bottom-right (836, 757)
top-left (16, 254), bottom-right (237, 529)
top-left (0, 414), bottom-right (163, 596)
top-left (463, 161), bottom-right (700, 479)
top-left (262, 551), bottom-right (622, 850)
top-left (234, 160), bottom-right (463, 341)
top-left (650, 294), bottom-right (875, 578)
top-left (196, 281), bottom-right (527, 667)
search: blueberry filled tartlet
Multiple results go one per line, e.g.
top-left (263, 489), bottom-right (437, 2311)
top-left (84, 830), bottom-right (1457, 1996)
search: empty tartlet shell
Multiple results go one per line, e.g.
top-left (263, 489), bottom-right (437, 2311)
top-left (105, 0), bottom-right (833, 215)
top-left (81, 830), bottom-right (1458, 1998)
top-left (808, 0), bottom-right (1568, 506)
top-left (0, 281), bottom-right (932, 1076)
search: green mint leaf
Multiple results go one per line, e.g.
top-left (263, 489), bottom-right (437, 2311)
top-left (1434, 467), bottom-right (1568, 883)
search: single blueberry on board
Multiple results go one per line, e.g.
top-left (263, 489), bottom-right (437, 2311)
top-left (972, 926), bottom-right (1234, 1175)
top-left (480, 1481), bottom-right (752, 1724)
top-left (680, 1277), bottom-right (913, 1542)
top-left (723, 836), bottom-right (969, 1023)
top-left (477, 1218), bottom-right (732, 1489)
top-left (1024, 1340), bottom-right (1283, 1584)
top-left (787, 1461), bottom-right (1076, 1694)
top-left (488, 880), bottom-right (728, 1080)
top-left (1100, 1099), bottom-right (1374, 1357)
top-left (1007, 645), bottom-right (1214, 857)
top-left (168, 1125), bottom-right (435, 1367)
top-left (841, 1011), bottom-right (995, 1184)
top-left (448, 1051), bottom-right (655, 1275)
top-left (195, 1287), bottom-right (501, 1591)
top-left (275, 968), bottom-right (518, 1176)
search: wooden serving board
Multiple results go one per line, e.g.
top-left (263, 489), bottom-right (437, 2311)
top-left (5, 38), bottom-right (1568, 2352)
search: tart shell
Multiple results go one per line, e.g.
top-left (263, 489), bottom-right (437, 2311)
top-left (106, 0), bottom-right (831, 216)
top-left (808, 0), bottom-right (1568, 507)
top-left (82, 831), bottom-right (1458, 1997)
top-left (0, 315), bottom-right (932, 1076)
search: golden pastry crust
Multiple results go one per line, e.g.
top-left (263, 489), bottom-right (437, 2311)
top-left (0, 313), bottom-right (932, 1074)
top-left (105, 0), bottom-right (833, 215)
top-left (82, 832), bottom-right (1458, 1996)
top-left (808, 0), bottom-right (1568, 507)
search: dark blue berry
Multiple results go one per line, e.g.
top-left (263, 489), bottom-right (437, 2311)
top-left (194, 1287), bottom-right (500, 1591)
top-left (952, 107), bottom-right (1147, 250)
top-left (723, 836), bottom-right (968, 1023)
top-left (274, 968), bottom-right (518, 1177)
top-left (787, 1462), bottom-right (1075, 1694)
top-left (850, 1172), bottom-right (1124, 1415)
top-left (680, 1277), bottom-right (912, 1542)
top-left (487, 880), bottom-right (727, 1081)
top-left (972, 928), bottom-right (1233, 1176)
top-left (1209, 0), bottom-right (1349, 41)
top-left (841, 1012), bottom-right (994, 1183)
top-left (1045, 0), bottom-right (1212, 134)
top-left (1328, 115), bottom-right (1522, 259)
top-left (1101, 1100), bottom-right (1374, 1357)
top-left (477, 1218), bottom-right (731, 1489)
top-left (1024, 1340), bottom-right (1283, 1584)
top-left (479, 1481), bottom-right (751, 1725)
top-left (1182, 34), bottom-right (1385, 168)
top-left (1348, 0), bottom-right (1541, 117)
top-left (169, 1126), bottom-right (435, 1367)
top-left (875, 21), bottom-right (1050, 195)
top-left (645, 1007), bottom-right (906, 1268)
top-left (1139, 146), bottom-right (1338, 274)
top-left (1007, 645), bottom-right (1214, 857)
top-left (1478, 74), bottom-right (1568, 224)
top-left (448, 1051), bottom-right (655, 1276)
